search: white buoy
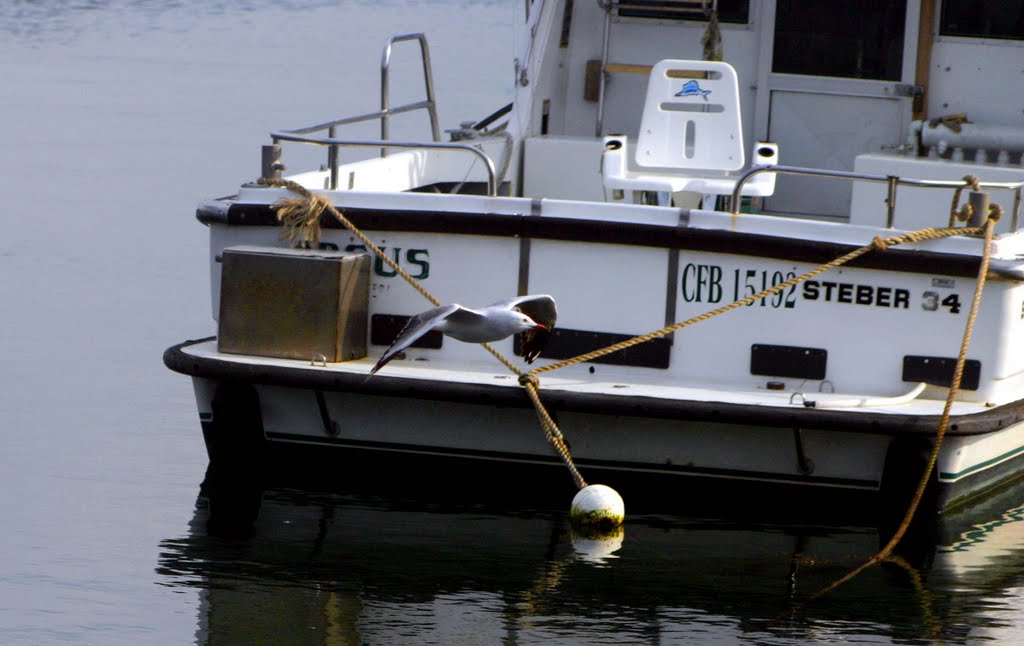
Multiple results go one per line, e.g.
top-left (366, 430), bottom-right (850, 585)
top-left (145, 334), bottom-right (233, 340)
top-left (570, 484), bottom-right (625, 532)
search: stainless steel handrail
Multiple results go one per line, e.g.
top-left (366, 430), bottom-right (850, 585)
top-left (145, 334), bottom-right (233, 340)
top-left (381, 33), bottom-right (440, 154)
top-left (270, 132), bottom-right (498, 196)
top-left (272, 33), bottom-right (447, 190)
top-left (280, 102), bottom-right (431, 137)
top-left (731, 164), bottom-right (1024, 230)
top-left (279, 33), bottom-right (438, 143)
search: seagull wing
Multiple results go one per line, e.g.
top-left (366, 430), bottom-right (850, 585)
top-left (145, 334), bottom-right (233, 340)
top-left (435, 305), bottom-right (495, 342)
top-left (489, 294), bottom-right (557, 363)
top-left (489, 294), bottom-right (557, 329)
top-left (368, 304), bottom-right (461, 376)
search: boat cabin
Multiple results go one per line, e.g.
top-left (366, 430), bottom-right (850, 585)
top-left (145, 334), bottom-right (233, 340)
top-left (515, 0), bottom-right (1024, 227)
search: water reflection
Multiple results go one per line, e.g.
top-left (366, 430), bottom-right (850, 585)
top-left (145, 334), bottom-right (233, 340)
top-left (157, 472), bottom-right (1024, 644)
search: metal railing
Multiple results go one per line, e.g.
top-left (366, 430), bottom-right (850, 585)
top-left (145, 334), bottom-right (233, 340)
top-left (731, 164), bottom-right (1024, 231)
top-left (381, 33), bottom-right (440, 149)
top-left (269, 132), bottom-right (498, 195)
top-left (268, 33), bottom-right (481, 191)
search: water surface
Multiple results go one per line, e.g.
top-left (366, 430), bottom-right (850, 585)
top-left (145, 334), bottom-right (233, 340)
top-left (3, 2), bottom-right (1024, 644)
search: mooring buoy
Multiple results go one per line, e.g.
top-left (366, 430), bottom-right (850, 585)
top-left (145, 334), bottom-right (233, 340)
top-left (570, 484), bottom-right (625, 532)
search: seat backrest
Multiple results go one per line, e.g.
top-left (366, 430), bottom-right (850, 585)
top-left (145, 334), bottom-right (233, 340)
top-left (635, 59), bottom-right (744, 171)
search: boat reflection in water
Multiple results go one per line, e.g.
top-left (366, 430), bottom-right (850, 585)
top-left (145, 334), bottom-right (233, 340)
top-left (157, 472), bottom-right (1024, 644)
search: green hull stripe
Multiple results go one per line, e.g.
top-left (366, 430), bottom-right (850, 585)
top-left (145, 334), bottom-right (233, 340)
top-left (939, 443), bottom-right (1024, 482)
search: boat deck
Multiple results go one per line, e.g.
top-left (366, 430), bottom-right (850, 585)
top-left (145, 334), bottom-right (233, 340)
top-left (169, 338), bottom-right (1011, 436)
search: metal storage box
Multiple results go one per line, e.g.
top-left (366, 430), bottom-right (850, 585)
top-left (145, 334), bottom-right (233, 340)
top-left (218, 246), bottom-right (370, 362)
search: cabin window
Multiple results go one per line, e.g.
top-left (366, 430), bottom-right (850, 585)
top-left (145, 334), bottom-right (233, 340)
top-left (617, 0), bottom-right (750, 24)
top-left (940, 1), bottom-right (1024, 41)
top-left (772, 0), bottom-right (906, 81)
top-left (560, 0), bottom-right (574, 47)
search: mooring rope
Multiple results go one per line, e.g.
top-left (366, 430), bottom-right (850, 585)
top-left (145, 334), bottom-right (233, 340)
top-left (259, 175), bottom-right (1001, 523)
top-left (260, 177), bottom-right (585, 489)
top-left (775, 210), bottom-right (999, 622)
top-left (520, 374), bottom-right (587, 489)
top-left (528, 224), bottom-right (986, 377)
top-left (265, 178), bottom-right (443, 308)
top-left (947, 174), bottom-right (981, 228)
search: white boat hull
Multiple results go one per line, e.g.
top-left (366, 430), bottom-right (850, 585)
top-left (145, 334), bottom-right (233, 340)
top-left (167, 338), bottom-right (1024, 515)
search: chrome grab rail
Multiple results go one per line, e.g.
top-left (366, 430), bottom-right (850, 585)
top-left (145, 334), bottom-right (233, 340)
top-left (731, 164), bottom-right (1024, 231)
top-left (381, 33), bottom-right (440, 151)
top-left (269, 132), bottom-right (498, 196)
top-left (273, 33), bottom-right (444, 188)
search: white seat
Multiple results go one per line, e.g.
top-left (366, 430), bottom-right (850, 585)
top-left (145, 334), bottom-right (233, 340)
top-left (601, 59), bottom-right (778, 206)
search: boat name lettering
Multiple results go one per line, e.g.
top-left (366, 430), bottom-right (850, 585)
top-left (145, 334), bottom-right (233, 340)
top-left (731, 268), bottom-right (798, 309)
top-left (802, 281), bottom-right (910, 309)
top-left (344, 245), bottom-right (430, 279)
top-left (921, 291), bottom-right (962, 314)
top-left (681, 263), bottom-right (724, 304)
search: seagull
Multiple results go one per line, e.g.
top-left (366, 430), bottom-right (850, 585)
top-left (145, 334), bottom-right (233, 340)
top-left (368, 294), bottom-right (557, 376)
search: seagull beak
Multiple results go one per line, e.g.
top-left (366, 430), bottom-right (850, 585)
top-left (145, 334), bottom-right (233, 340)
top-left (521, 324), bottom-right (552, 364)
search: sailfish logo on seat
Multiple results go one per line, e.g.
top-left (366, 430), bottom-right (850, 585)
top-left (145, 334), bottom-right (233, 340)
top-left (675, 80), bottom-right (711, 101)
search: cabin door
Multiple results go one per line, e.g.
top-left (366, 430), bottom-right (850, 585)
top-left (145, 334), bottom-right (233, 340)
top-left (754, 0), bottom-right (922, 219)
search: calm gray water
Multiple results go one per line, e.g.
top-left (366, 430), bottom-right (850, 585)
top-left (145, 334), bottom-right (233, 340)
top-left (3, 2), bottom-right (1024, 644)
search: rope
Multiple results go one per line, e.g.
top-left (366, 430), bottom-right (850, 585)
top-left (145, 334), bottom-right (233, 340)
top-left (877, 215), bottom-right (995, 555)
top-left (701, 8), bottom-right (722, 62)
top-left (947, 174), bottom-right (980, 227)
top-left (262, 177), bottom-right (443, 308)
top-left (521, 374), bottom-right (587, 489)
top-left (259, 175), bottom-right (1000, 518)
top-left (259, 177), bottom-right (587, 490)
top-left (775, 213), bottom-right (998, 622)
top-left (528, 224), bottom-right (986, 377)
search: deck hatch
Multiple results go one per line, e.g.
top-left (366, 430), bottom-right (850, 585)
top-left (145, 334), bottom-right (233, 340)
top-left (370, 314), bottom-right (444, 349)
top-left (750, 344), bottom-right (827, 380)
top-left (902, 356), bottom-right (980, 391)
top-left (516, 328), bottom-right (671, 369)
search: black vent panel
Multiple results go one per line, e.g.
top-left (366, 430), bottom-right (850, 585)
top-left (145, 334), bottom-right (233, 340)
top-left (750, 344), bottom-right (827, 380)
top-left (516, 328), bottom-right (671, 369)
top-left (903, 355), bottom-right (980, 391)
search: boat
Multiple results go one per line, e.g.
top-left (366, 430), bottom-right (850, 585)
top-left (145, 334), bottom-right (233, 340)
top-left (164, 1), bottom-right (1024, 517)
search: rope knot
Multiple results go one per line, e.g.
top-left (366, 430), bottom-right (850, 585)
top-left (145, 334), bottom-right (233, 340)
top-left (871, 235), bottom-right (892, 251)
top-left (274, 192), bottom-right (331, 249)
top-left (989, 203), bottom-right (1003, 223)
top-left (518, 373), bottom-right (540, 388)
